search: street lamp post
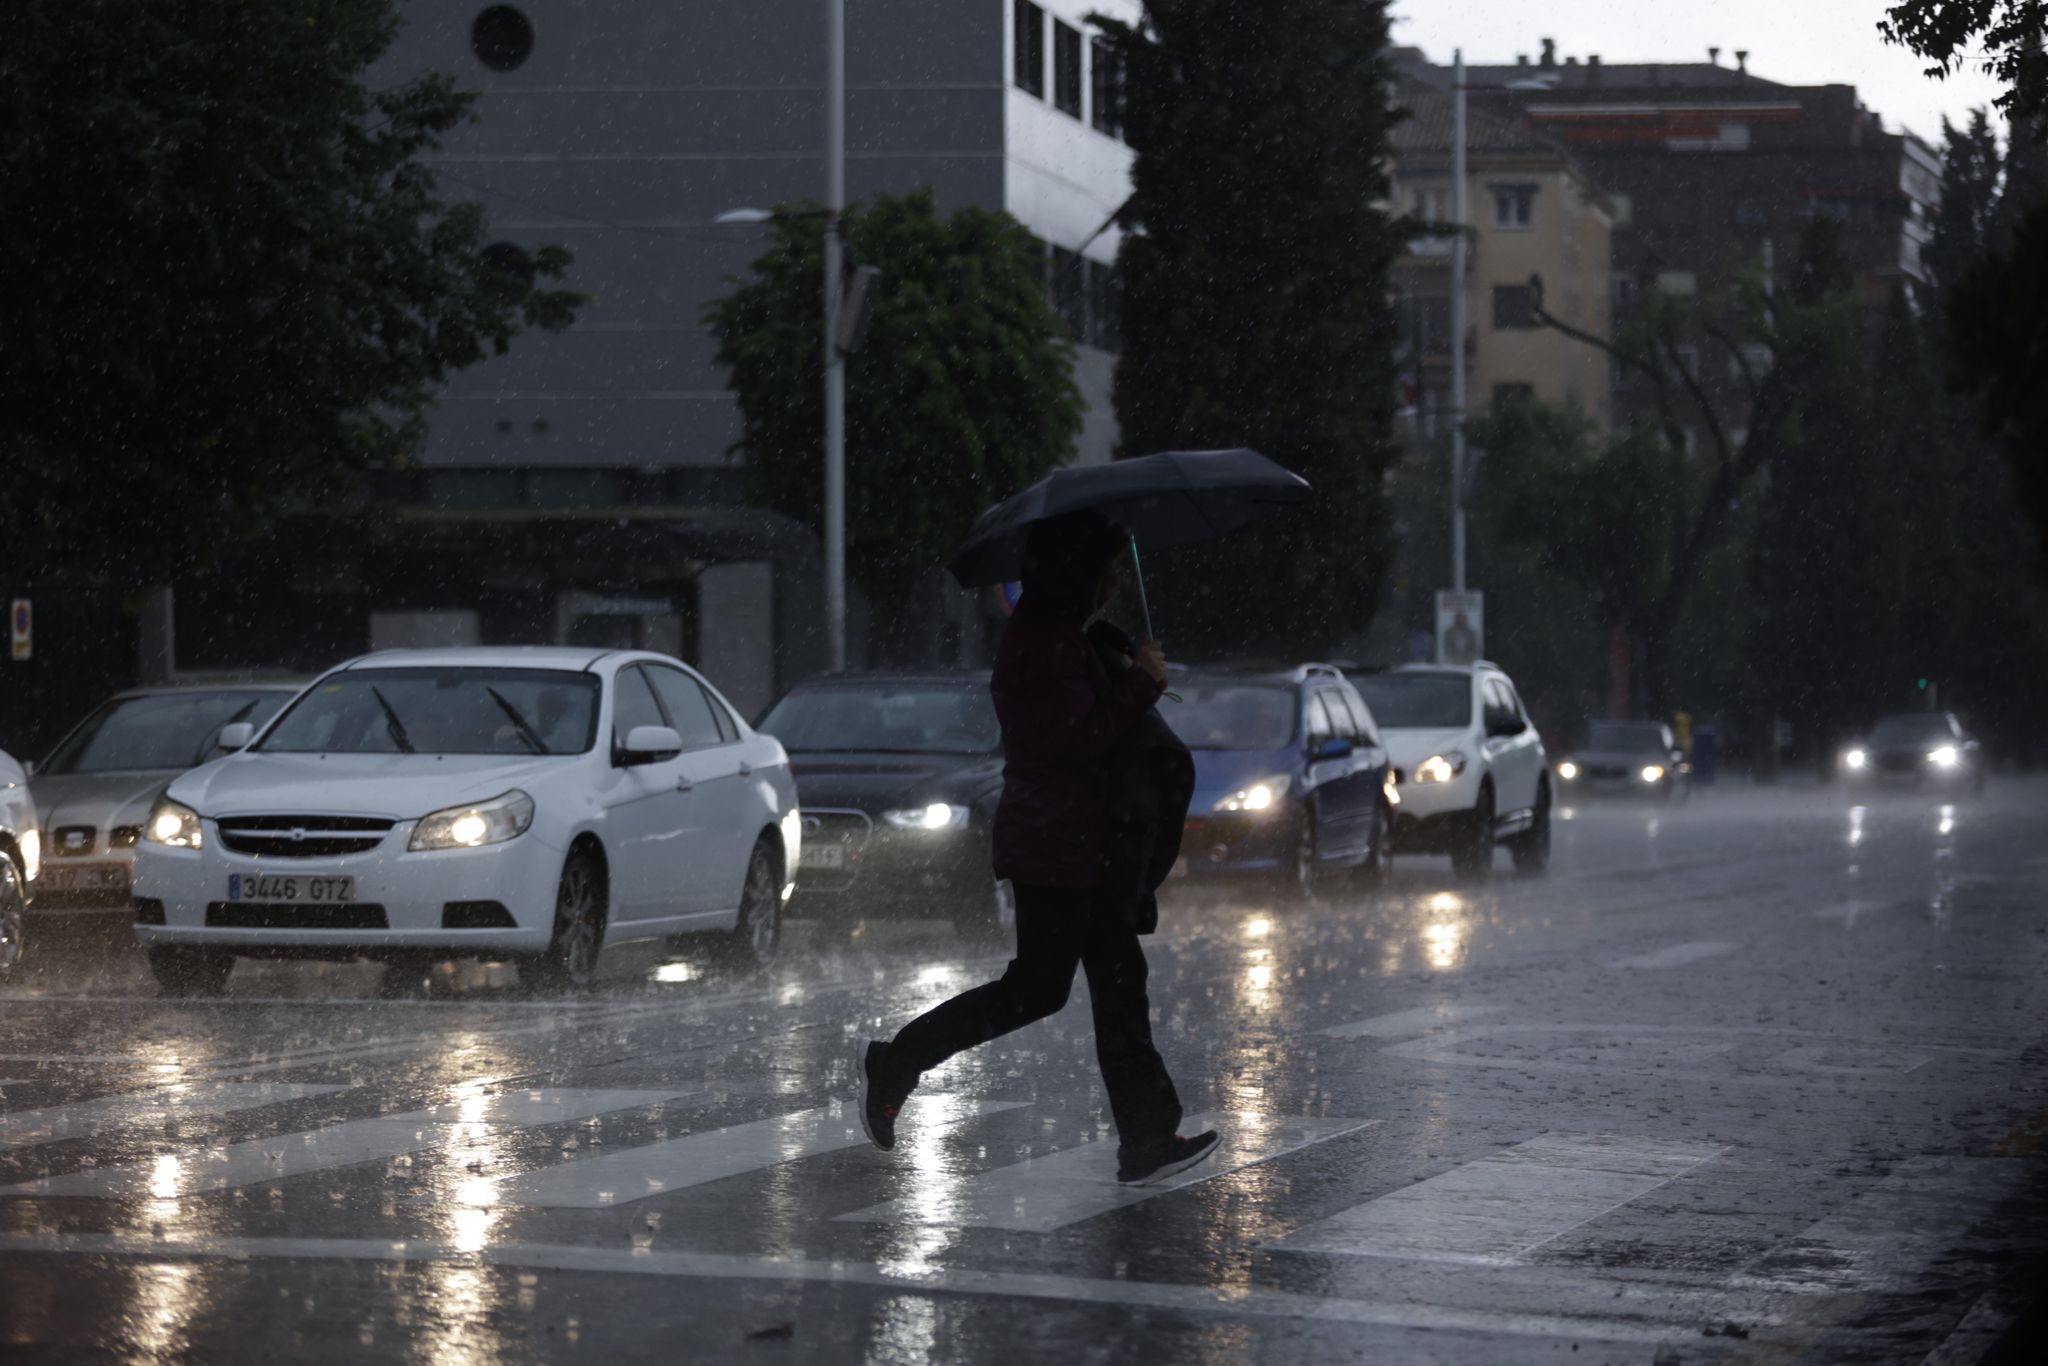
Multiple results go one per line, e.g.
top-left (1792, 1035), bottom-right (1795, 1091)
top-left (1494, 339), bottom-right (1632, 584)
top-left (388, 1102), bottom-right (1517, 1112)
top-left (719, 0), bottom-right (848, 673)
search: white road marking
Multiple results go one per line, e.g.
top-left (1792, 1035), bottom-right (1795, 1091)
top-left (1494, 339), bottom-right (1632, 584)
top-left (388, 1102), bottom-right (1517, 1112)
top-left (1736, 1156), bottom-right (2030, 1294)
top-left (0, 1088), bottom-right (683, 1199)
top-left (1271, 1133), bottom-right (1726, 1265)
top-left (1320, 1003), bottom-right (1502, 1040)
top-left (0, 1081), bottom-right (348, 1150)
top-left (472, 1097), bottom-right (1027, 1208)
top-left (1611, 941), bottom-right (1734, 970)
top-left (0, 1232), bottom-right (1698, 1345)
top-left (839, 1112), bottom-right (1378, 1233)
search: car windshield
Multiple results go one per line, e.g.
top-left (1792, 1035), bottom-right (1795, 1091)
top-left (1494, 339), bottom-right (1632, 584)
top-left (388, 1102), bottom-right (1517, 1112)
top-left (758, 684), bottom-right (999, 754)
top-left (1586, 722), bottom-right (1669, 754)
top-left (41, 690), bottom-right (294, 774)
top-left (1164, 684), bottom-right (1298, 750)
top-left (1869, 714), bottom-right (1954, 747)
top-left (1353, 673), bottom-right (1472, 729)
top-left (258, 668), bottom-right (599, 756)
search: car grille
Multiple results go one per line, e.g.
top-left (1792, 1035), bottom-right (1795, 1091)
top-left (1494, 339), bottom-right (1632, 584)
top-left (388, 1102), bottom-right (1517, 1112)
top-left (798, 809), bottom-right (872, 892)
top-left (1877, 752), bottom-right (1916, 774)
top-left (216, 815), bottom-right (395, 858)
top-left (50, 825), bottom-right (97, 857)
top-left (1584, 763), bottom-right (1632, 779)
top-left (205, 902), bottom-right (389, 930)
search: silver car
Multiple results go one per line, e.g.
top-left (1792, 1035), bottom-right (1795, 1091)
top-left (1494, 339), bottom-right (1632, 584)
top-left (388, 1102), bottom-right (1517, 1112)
top-left (30, 680), bottom-right (302, 917)
top-left (1, 746), bottom-right (37, 977)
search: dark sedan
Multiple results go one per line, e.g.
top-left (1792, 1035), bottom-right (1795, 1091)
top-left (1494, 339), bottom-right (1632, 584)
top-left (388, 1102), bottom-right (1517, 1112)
top-left (1841, 711), bottom-right (1985, 793)
top-left (757, 673), bottom-right (1013, 940)
top-left (1554, 720), bottom-right (1689, 802)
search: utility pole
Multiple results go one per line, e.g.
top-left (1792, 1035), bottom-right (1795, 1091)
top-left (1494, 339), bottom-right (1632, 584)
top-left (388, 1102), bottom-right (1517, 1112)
top-left (1449, 49), bottom-right (1469, 596)
top-left (822, 0), bottom-right (848, 672)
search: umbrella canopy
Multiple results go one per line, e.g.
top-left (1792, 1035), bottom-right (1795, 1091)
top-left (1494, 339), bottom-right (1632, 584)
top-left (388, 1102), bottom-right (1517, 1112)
top-left (945, 448), bottom-right (1311, 589)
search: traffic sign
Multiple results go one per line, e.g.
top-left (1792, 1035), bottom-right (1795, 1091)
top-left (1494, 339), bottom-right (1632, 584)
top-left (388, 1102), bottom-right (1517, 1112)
top-left (1435, 590), bottom-right (1483, 666)
top-left (8, 598), bottom-right (29, 662)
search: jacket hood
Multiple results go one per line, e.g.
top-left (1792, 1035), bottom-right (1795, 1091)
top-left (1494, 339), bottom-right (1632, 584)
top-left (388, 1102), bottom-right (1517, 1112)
top-left (785, 750), bottom-right (1002, 812)
top-left (167, 751), bottom-right (580, 820)
top-left (34, 771), bottom-right (181, 831)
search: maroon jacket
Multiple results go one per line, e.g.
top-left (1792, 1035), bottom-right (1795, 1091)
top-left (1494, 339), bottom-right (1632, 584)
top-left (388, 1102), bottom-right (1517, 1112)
top-left (990, 598), bottom-right (1165, 889)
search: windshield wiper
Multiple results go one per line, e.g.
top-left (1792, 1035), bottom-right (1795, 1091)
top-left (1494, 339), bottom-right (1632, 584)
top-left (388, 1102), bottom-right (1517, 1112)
top-left (370, 687), bottom-right (415, 754)
top-left (485, 686), bottom-right (546, 754)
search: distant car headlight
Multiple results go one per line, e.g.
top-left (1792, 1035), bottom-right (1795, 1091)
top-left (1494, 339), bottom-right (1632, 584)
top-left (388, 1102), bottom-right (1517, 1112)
top-left (1215, 776), bottom-right (1292, 813)
top-left (1844, 748), bottom-right (1868, 771)
top-left (1383, 773), bottom-right (1400, 806)
top-left (409, 789), bottom-right (534, 851)
top-left (1556, 761), bottom-right (1580, 781)
top-left (1639, 765), bottom-right (1666, 783)
top-left (883, 802), bottom-right (969, 831)
top-left (1926, 745), bottom-right (1959, 769)
top-left (1412, 752), bottom-right (1466, 784)
top-left (144, 798), bottom-right (205, 849)
top-left (19, 828), bottom-right (39, 883)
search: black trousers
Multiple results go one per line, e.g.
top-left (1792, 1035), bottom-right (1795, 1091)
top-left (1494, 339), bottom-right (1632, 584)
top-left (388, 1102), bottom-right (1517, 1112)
top-left (881, 883), bottom-right (1183, 1153)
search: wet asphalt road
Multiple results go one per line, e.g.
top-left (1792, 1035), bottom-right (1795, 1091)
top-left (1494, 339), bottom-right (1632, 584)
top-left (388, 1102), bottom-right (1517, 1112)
top-left (1, 781), bottom-right (2045, 1364)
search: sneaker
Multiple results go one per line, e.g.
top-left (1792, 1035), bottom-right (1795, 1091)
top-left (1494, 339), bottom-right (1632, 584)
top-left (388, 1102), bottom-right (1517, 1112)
top-left (856, 1039), bottom-right (902, 1151)
top-left (1116, 1129), bottom-right (1221, 1186)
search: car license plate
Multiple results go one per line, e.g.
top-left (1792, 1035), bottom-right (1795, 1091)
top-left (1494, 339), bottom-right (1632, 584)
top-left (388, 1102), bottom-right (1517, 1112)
top-left (799, 845), bottom-right (845, 871)
top-left (227, 873), bottom-right (354, 903)
top-left (39, 864), bottom-right (130, 894)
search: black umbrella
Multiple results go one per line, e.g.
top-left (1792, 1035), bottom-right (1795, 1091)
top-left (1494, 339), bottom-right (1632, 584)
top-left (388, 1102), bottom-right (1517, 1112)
top-left (946, 448), bottom-right (1311, 635)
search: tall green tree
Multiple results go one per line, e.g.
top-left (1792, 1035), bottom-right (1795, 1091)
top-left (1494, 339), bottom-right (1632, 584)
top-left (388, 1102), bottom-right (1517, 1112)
top-left (707, 190), bottom-right (1082, 663)
top-left (0, 0), bottom-right (578, 584)
top-left (1096, 0), bottom-right (1403, 658)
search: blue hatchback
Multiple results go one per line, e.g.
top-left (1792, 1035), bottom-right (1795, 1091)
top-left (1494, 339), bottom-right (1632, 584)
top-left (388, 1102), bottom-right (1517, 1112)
top-left (1168, 665), bottom-right (1395, 894)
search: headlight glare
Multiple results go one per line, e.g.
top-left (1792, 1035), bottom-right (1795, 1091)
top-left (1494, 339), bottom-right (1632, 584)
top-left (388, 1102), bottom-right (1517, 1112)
top-left (19, 828), bottom-right (39, 882)
top-left (409, 789), bottom-right (534, 851)
top-left (1640, 765), bottom-right (1665, 783)
top-left (1215, 776), bottom-right (1292, 813)
top-left (883, 802), bottom-right (968, 831)
top-left (144, 799), bottom-right (204, 849)
top-left (1413, 751), bottom-right (1466, 784)
top-left (1844, 748), bottom-right (1868, 771)
top-left (1557, 761), bottom-right (1580, 781)
top-left (1926, 745), bottom-right (1959, 769)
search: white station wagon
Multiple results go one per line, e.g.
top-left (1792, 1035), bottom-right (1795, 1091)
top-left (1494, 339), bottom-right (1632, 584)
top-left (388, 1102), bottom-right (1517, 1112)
top-left (131, 647), bottom-right (800, 994)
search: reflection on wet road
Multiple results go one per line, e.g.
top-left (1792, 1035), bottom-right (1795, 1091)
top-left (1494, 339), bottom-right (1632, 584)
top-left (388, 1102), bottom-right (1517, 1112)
top-left (2, 782), bottom-right (2046, 1362)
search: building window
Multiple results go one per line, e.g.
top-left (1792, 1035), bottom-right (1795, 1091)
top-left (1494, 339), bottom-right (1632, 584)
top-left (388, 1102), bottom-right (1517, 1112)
top-left (1014, 1), bottom-right (1045, 98)
top-left (1491, 184), bottom-right (1536, 230)
top-left (1409, 183), bottom-right (1451, 222)
top-left (1735, 342), bottom-right (1774, 379)
top-left (1087, 263), bottom-right (1121, 352)
top-left (1050, 246), bottom-right (1086, 340)
top-left (1411, 293), bottom-right (1453, 355)
top-left (471, 6), bottom-right (535, 72)
top-left (1053, 22), bottom-right (1083, 118)
top-left (1491, 284), bottom-right (1537, 330)
top-left (1493, 382), bottom-right (1536, 407)
top-left (1090, 37), bottom-right (1124, 138)
top-left (1612, 276), bottom-right (1635, 308)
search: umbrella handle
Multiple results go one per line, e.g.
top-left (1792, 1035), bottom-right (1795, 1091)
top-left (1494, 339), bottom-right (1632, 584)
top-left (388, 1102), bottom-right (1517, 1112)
top-left (1129, 533), bottom-right (1154, 641)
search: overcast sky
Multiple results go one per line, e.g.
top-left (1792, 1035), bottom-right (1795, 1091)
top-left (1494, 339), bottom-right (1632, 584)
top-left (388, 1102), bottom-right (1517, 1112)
top-left (1390, 0), bottom-right (2008, 147)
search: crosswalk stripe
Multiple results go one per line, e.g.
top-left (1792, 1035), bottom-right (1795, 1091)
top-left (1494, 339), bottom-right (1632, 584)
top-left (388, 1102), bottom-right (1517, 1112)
top-left (1320, 1003), bottom-right (1501, 1040)
top-left (1734, 1156), bottom-right (2028, 1294)
top-left (839, 1112), bottom-right (1377, 1233)
top-left (474, 1096), bottom-right (1028, 1209)
top-left (1270, 1132), bottom-right (1725, 1265)
top-left (0, 1088), bottom-right (683, 1199)
top-left (1612, 941), bottom-right (1734, 970)
top-left (0, 1081), bottom-right (348, 1150)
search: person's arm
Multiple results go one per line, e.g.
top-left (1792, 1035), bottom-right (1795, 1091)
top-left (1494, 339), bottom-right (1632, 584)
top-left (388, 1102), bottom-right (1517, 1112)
top-left (999, 627), bottom-right (1163, 766)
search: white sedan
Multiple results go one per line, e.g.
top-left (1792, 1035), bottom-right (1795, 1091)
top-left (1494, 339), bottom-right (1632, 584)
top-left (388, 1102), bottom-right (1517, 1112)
top-left (1, 746), bottom-right (39, 979)
top-left (132, 647), bottom-right (800, 995)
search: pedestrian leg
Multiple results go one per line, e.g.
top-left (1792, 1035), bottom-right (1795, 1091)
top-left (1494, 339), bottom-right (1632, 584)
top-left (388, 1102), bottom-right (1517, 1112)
top-left (1079, 921), bottom-right (1182, 1153)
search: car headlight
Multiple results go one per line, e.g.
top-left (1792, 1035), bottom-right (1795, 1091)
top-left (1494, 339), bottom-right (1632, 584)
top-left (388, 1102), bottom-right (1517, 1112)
top-left (19, 828), bottom-right (39, 882)
top-left (1844, 748), bottom-right (1868, 771)
top-left (883, 802), bottom-right (969, 831)
top-left (1926, 745), bottom-right (1959, 769)
top-left (1412, 752), bottom-right (1466, 784)
top-left (144, 798), bottom-right (205, 849)
top-left (409, 789), bottom-right (535, 851)
top-left (1215, 776), bottom-right (1292, 813)
top-left (1383, 773), bottom-right (1400, 806)
top-left (1556, 761), bottom-right (1580, 781)
top-left (1640, 765), bottom-right (1665, 783)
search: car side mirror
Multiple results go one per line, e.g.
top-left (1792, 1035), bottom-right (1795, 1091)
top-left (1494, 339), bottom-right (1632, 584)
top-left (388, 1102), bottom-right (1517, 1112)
top-left (217, 722), bottom-right (256, 752)
top-left (618, 725), bottom-right (683, 766)
top-left (1312, 736), bottom-right (1354, 761)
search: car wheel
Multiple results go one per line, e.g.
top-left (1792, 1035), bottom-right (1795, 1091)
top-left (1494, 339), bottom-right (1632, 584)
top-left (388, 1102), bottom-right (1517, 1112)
top-left (0, 856), bottom-right (25, 978)
top-left (148, 945), bottom-right (234, 997)
top-left (954, 877), bottom-right (1016, 945)
top-left (1354, 801), bottom-right (1393, 889)
top-left (1512, 782), bottom-right (1552, 876)
top-left (524, 847), bottom-right (605, 992)
top-left (1451, 783), bottom-right (1494, 879)
top-left (717, 838), bottom-right (782, 971)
